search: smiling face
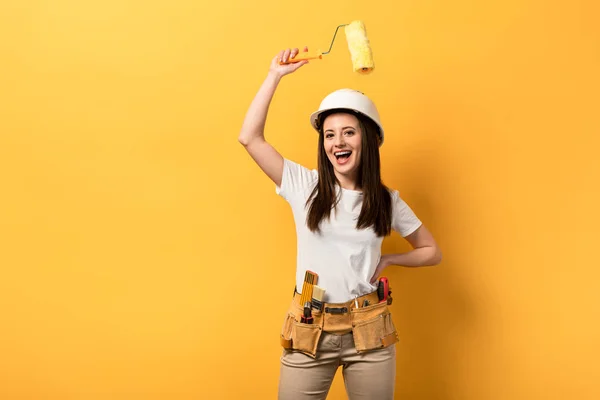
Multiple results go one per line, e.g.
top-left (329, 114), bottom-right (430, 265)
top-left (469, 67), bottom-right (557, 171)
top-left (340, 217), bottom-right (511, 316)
top-left (322, 112), bottom-right (362, 187)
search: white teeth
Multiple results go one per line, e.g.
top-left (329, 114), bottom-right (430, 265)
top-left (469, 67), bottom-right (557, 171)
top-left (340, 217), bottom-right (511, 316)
top-left (334, 151), bottom-right (351, 156)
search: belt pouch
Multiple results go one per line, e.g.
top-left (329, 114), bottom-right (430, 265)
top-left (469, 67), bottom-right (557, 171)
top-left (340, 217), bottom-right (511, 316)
top-left (351, 301), bottom-right (399, 353)
top-left (280, 300), bottom-right (323, 358)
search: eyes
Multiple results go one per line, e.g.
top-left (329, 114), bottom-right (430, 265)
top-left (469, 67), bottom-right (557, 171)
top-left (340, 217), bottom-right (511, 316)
top-left (325, 130), bottom-right (355, 139)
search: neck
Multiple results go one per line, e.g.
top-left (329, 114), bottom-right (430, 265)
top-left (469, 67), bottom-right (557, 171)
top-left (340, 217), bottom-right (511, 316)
top-left (335, 171), bottom-right (360, 191)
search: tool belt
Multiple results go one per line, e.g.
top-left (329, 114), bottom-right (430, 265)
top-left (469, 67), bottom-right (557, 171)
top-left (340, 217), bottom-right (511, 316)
top-left (279, 288), bottom-right (399, 358)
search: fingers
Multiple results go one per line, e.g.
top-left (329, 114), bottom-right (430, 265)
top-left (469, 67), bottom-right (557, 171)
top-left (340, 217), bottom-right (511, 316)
top-left (278, 46), bottom-right (308, 63)
top-left (274, 49), bottom-right (284, 64)
top-left (291, 46), bottom-right (309, 59)
top-left (369, 270), bottom-right (380, 284)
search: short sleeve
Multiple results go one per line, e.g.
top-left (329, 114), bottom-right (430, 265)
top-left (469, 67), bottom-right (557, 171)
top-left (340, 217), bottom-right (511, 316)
top-left (391, 190), bottom-right (422, 237)
top-left (275, 158), bottom-right (318, 201)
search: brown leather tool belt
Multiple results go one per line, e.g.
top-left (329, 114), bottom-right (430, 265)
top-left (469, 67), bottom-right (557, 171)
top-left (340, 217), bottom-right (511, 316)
top-left (279, 287), bottom-right (399, 358)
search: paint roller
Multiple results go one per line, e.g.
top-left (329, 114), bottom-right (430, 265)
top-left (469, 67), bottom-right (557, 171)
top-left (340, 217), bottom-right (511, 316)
top-left (279, 20), bottom-right (374, 74)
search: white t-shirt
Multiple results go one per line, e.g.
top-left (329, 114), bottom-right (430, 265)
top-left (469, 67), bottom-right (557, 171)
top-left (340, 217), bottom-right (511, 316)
top-left (276, 158), bottom-right (423, 303)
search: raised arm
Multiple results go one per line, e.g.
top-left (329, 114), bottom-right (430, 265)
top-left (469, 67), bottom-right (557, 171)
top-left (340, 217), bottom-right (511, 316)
top-left (238, 47), bottom-right (309, 187)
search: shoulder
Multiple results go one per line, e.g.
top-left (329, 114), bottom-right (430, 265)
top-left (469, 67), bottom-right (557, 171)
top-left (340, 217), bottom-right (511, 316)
top-left (284, 158), bottom-right (318, 179)
top-left (387, 187), bottom-right (423, 237)
top-left (385, 188), bottom-right (403, 206)
top-left (387, 188), bottom-right (408, 205)
top-left (276, 158), bottom-right (318, 199)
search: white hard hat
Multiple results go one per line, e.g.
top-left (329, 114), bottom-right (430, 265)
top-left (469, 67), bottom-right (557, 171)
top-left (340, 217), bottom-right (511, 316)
top-left (310, 89), bottom-right (384, 146)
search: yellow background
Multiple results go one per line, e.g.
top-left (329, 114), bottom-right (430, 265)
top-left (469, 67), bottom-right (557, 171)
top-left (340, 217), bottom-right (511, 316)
top-left (1, 0), bottom-right (599, 399)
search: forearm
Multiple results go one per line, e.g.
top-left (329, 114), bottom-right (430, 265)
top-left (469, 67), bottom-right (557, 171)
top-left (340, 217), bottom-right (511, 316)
top-left (238, 72), bottom-right (282, 146)
top-left (384, 246), bottom-right (442, 268)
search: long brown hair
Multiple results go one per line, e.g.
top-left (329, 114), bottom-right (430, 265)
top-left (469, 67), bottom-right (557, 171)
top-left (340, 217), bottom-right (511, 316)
top-left (305, 109), bottom-right (393, 237)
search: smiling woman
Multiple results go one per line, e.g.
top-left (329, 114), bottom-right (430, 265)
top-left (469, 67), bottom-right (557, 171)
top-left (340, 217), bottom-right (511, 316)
top-left (238, 47), bottom-right (442, 399)
top-left (322, 113), bottom-right (365, 181)
top-left (307, 99), bottom-right (392, 238)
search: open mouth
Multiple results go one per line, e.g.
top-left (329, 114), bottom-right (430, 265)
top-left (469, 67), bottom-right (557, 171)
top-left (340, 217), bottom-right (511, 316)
top-left (334, 151), bottom-right (352, 160)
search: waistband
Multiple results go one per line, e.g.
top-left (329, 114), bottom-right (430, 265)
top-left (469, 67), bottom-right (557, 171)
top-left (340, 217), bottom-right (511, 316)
top-left (290, 288), bottom-right (388, 335)
top-left (292, 287), bottom-right (381, 314)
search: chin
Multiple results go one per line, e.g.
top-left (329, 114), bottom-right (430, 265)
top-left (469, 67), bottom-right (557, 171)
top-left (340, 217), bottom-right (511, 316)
top-left (330, 154), bottom-right (359, 175)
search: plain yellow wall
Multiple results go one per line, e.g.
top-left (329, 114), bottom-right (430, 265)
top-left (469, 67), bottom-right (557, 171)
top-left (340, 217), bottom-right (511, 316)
top-left (1, 0), bottom-right (599, 399)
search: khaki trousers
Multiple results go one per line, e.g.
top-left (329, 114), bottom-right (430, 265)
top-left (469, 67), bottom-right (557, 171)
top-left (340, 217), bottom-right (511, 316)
top-left (278, 331), bottom-right (396, 400)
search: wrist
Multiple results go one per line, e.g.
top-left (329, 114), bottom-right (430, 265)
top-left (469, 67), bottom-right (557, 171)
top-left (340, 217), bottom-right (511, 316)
top-left (267, 70), bottom-right (283, 83)
top-left (382, 254), bottom-right (393, 268)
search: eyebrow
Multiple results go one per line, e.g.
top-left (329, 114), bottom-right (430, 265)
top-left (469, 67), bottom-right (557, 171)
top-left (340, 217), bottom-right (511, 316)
top-left (324, 126), bottom-right (357, 133)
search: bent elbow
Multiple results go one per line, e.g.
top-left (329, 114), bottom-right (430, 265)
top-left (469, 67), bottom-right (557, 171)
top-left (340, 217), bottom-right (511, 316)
top-left (238, 132), bottom-right (263, 147)
top-left (434, 249), bottom-right (443, 265)
top-left (238, 134), bottom-right (250, 147)
top-left (430, 247), bottom-right (443, 266)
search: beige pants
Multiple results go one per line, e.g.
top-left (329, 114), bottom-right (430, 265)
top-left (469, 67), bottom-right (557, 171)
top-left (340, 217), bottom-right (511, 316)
top-left (278, 331), bottom-right (396, 399)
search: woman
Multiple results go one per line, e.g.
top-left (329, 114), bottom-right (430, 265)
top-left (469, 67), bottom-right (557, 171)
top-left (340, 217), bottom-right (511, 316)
top-left (238, 47), bottom-right (442, 400)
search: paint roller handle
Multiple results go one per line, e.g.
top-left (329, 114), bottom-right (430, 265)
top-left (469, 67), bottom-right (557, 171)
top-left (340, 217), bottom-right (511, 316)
top-left (279, 50), bottom-right (323, 64)
top-left (270, 47), bottom-right (311, 77)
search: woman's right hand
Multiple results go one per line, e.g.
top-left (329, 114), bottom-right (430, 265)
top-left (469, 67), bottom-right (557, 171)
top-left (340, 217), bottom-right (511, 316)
top-left (269, 46), bottom-right (309, 78)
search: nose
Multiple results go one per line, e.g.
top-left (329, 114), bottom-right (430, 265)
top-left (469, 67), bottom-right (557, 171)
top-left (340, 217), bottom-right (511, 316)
top-left (334, 134), bottom-right (346, 147)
